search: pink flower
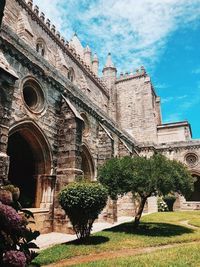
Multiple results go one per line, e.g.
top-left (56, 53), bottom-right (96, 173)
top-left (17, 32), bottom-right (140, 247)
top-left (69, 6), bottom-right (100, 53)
top-left (2, 250), bottom-right (26, 267)
top-left (0, 204), bottom-right (22, 232)
top-left (0, 190), bottom-right (13, 205)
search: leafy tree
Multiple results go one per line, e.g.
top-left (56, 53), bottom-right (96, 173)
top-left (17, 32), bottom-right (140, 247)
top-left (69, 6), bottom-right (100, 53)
top-left (59, 182), bottom-right (108, 240)
top-left (98, 154), bottom-right (194, 227)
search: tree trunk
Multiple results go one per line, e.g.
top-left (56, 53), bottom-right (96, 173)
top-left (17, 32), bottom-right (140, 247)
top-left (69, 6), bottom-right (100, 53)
top-left (134, 196), bottom-right (147, 228)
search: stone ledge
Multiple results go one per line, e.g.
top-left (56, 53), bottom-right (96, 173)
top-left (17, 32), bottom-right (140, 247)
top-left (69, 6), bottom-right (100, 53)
top-left (21, 208), bottom-right (50, 214)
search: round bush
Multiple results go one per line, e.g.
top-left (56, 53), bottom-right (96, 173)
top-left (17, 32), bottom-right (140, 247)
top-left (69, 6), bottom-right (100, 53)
top-left (59, 182), bottom-right (108, 240)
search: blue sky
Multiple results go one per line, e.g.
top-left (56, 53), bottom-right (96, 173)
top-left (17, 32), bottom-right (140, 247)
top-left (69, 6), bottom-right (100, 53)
top-left (34, 0), bottom-right (200, 138)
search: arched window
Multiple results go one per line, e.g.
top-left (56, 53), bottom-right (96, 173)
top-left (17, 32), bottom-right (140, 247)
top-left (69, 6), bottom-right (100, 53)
top-left (68, 67), bottom-right (75, 82)
top-left (36, 38), bottom-right (45, 57)
top-left (81, 144), bottom-right (95, 180)
top-left (80, 113), bottom-right (90, 137)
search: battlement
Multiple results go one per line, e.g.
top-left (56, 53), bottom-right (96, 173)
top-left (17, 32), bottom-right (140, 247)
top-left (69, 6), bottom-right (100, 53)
top-left (116, 66), bottom-right (146, 83)
top-left (9, 0), bottom-right (108, 94)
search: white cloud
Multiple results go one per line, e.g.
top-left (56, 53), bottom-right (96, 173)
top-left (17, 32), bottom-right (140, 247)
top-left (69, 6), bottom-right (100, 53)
top-left (32, 0), bottom-right (200, 73)
top-left (192, 67), bottom-right (200, 74)
top-left (162, 95), bottom-right (187, 104)
top-left (163, 113), bottom-right (182, 123)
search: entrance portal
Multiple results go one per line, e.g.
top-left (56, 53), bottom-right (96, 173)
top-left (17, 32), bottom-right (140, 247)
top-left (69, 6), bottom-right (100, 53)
top-left (187, 175), bottom-right (200, 201)
top-left (7, 132), bottom-right (36, 207)
top-left (7, 121), bottom-right (52, 208)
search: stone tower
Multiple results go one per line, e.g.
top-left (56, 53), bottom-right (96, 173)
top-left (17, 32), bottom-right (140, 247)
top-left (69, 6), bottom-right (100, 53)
top-left (116, 68), bottom-right (159, 143)
top-left (92, 53), bottom-right (99, 76)
top-left (102, 53), bottom-right (117, 119)
top-left (84, 45), bottom-right (92, 68)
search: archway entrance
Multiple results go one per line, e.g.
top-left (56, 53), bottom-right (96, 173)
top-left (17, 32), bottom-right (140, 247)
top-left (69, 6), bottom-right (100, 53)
top-left (81, 145), bottom-right (94, 180)
top-left (7, 132), bottom-right (36, 207)
top-left (7, 122), bottom-right (52, 208)
top-left (187, 174), bottom-right (200, 201)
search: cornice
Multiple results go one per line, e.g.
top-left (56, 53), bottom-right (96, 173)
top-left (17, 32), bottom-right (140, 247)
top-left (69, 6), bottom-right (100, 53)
top-left (139, 141), bottom-right (200, 153)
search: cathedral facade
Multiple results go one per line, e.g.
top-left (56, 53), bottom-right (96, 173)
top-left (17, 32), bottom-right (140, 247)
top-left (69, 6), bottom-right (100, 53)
top-left (0, 0), bottom-right (200, 233)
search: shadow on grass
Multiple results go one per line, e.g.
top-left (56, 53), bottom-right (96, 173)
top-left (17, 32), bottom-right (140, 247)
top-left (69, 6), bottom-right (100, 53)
top-left (67, 235), bottom-right (110, 246)
top-left (104, 222), bottom-right (194, 237)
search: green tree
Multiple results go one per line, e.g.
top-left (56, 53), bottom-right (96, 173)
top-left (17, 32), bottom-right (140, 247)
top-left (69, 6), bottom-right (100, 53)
top-left (98, 154), bottom-right (194, 227)
top-left (59, 182), bottom-right (108, 240)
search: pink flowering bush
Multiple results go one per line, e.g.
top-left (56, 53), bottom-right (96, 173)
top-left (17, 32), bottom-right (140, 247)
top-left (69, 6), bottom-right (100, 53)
top-left (0, 185), bottom-right (40, 267)
top-left (2, 250), bottom-right (26, 267)
top-left (0, 190), bottom-right (13, 205)
top-left (0, 204), bottom-right (22, 232)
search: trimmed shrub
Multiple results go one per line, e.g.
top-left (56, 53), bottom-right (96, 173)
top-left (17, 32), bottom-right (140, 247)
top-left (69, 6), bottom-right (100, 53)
top-left (59, 182), bottom-right (108, 240)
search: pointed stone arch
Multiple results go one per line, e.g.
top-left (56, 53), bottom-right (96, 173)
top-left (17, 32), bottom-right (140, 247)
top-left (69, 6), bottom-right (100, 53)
top-left (81, 143), bottom-right (95, 180)
top-left (187, 170), bottom-right (200, 202)
top-left (7, 120), bottom-right (54, 208)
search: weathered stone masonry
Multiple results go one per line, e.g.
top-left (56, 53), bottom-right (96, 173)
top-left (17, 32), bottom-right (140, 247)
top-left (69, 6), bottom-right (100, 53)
top-left (0, 0), bottom-right (200, 233)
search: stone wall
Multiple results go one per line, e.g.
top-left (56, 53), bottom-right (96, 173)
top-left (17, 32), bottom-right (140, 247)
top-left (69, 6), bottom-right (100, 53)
top-left (157, 122), bottom-right (192, 143)
top-left (2, 0), bottom-right (109, 113)
top-left (116, 72), bottom-right (158, 143)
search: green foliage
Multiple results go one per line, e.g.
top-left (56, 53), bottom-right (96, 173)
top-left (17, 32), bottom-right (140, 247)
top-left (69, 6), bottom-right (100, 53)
top-left (59, 182), bottom-right (108, 240)
top-left (0, 184), bottom-right (40, 267)
top-left (98, 156), bottom-right (133, 200)
top-left (98, 154), bottom-right (194, 226)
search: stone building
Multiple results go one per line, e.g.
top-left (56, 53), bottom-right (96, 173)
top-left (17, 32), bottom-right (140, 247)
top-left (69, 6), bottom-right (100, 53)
top-left (0, 0), bottom-right (200, 233)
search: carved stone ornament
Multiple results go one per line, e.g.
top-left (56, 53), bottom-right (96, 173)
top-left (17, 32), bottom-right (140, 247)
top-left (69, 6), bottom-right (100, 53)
top-left (185, 153), bottom-right (198, 167)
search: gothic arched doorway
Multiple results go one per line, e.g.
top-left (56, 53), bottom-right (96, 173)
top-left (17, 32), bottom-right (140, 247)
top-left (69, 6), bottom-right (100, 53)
top-left (81, 144), bottom-right (95, 180)
top-left (7, 121), bottom-right (52, 208)
top-left (187, 174), bottom-right (200, 201)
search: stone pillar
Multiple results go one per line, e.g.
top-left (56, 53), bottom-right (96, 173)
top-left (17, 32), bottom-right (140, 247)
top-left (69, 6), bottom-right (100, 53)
top-left (147, 196), bottom-right (158, 213)
top-left (106, 198), bottom-right (117, 223)
top-left (35, 175), bottom-right (56, 208)
top-left (53, 98), bottom-right (83, 232)
top-left (0, 0), bottom-right (6, 27)
top-left (0, 67), bottom-right (18, 184)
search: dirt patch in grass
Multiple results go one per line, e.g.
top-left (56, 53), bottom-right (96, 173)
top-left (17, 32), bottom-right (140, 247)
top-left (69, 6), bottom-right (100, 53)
top-left (180, 220), bottom-right (199, 229)
top-left (43, 240), bottom-right (200, 267)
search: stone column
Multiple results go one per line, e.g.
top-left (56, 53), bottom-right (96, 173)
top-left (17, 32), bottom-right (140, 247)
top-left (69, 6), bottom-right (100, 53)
top-left (53, 98), bottom-right (83, 232)
top-left (0, 0), bottom-right (6, 27)
top-left (0, 67), bottom-right (18, 184)
top-left (35, 175), bottom-right (56, 208)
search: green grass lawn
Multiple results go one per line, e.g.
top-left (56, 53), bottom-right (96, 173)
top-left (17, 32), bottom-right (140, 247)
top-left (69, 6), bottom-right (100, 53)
top-left (73, 243), bottom-right (200, 267)
top-left (34, 211), bottom-right (200, 266)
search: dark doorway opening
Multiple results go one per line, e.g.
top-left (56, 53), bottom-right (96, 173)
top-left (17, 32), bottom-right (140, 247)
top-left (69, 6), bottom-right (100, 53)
top-left (7, 132), bottom-right (36, 208)
top-left (187, 175), bottom-right (200, 201)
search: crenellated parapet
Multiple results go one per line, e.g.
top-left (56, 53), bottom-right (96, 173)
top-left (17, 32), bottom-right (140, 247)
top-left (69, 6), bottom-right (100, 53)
top-left (12, 0), bottom-right (108, 96)
top-left (116, 66), bottom-right (147, 83)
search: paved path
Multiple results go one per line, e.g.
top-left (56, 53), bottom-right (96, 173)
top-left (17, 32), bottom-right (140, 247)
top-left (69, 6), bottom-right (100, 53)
top-left (35, 216), bottom-right (133, 250)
